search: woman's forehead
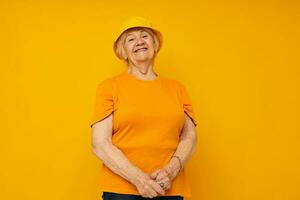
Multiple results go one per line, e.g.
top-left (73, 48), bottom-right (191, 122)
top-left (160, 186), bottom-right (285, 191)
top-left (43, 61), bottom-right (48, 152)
top-left (126, 27), bottom-right (150, 35)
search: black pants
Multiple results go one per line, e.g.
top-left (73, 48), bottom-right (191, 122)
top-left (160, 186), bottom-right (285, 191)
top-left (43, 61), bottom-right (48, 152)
top-left (102, 192), bottom-right (184, 200)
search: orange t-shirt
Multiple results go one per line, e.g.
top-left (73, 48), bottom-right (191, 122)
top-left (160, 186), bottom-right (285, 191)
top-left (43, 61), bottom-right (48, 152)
top-left (90, 70), bottom-right (197, 198)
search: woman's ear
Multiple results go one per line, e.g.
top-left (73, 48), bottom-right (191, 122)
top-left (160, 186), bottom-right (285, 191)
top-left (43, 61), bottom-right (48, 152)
top-left (153, 36), bottom-right (159, 53)
top-left (154, 43), bottom-right (159, 53)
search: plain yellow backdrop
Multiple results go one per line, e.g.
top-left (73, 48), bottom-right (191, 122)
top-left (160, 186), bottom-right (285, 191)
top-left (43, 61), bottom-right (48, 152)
top-left (1, 1), bottom-right (299, 200)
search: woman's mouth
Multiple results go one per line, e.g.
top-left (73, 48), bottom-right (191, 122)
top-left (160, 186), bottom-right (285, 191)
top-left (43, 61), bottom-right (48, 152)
top-left (134, 48), bottom-right (148, 53)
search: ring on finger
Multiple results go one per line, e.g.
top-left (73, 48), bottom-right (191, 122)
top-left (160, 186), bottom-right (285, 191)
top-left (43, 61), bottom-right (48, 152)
top-left (159, 182), bottom-right (166, 189)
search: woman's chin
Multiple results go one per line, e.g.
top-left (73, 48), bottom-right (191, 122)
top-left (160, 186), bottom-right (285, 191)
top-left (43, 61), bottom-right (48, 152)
top-left (133, 56), bottom-right (152, 62)
top-left (132, 53), bottom-right (154, 61)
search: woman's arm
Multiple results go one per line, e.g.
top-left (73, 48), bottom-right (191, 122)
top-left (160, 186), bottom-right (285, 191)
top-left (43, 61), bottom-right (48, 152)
top-left (163, 113), bottom-right (198, 180)
top-left (91, 113), bottom-right (165, 197)
top-left (91, 113), bottom-right (145, 184)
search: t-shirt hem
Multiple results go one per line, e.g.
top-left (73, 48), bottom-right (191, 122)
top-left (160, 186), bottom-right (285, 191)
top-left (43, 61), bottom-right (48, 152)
top-left (98, 185), bottom-right (192, 198)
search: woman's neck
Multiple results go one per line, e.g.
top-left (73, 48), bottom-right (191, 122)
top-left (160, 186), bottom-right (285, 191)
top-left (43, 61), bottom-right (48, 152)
top-left (127, 61), bottom-right (158, 80)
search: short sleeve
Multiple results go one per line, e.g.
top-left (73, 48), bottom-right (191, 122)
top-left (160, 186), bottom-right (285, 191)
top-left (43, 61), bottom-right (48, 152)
top-left (178, 81), bottom-right (197, 127)
top-left (90, 80), bottom-right (117, 128)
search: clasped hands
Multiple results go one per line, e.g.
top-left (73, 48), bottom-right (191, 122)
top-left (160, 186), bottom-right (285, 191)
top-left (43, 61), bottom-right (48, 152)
top-left (134, 163), bottom-right (181, 198)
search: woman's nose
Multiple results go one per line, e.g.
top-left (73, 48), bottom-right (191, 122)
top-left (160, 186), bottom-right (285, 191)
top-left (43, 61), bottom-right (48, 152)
top-left (136, 37), bottom-right (145, 46)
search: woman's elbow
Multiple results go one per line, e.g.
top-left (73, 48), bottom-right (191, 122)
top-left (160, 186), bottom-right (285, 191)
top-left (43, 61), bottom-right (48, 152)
top-left (92, 138), bottom-right (111, 153)
top-left (91, 132), bottom-right (112, 155)
top-left (190, 130), bottom-right (198, 154)
top-left (91, 119), bottom-right (113, 151)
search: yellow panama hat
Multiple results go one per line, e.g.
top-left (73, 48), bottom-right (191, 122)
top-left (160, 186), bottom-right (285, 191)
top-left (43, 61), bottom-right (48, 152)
top-left (113, 16), bottom-right (163, 58)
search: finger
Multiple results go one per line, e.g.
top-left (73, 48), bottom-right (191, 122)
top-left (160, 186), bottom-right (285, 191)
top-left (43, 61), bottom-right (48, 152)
top-left (150, 169), bottom-right (161, 180)
top-left (151, 169), bottom-right (163, 179)
top-left (149, 179), bottom-right (165, 196)
top-left (144, 182), bottom-right (157, 198)
top-left (161, 177), bottom-right (171, 190)
top-left (156, 170), bottom-right (168, 181)
top-left (156, 175), bottom-right (172, 190)
top-left (157, 181), bottom-right (167, 191)
top-left (149, 183), bottom-right (160, 197)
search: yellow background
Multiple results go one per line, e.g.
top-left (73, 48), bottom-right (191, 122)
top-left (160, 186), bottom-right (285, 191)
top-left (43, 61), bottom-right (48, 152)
top-left (1, 1), bottom-right (299, 200)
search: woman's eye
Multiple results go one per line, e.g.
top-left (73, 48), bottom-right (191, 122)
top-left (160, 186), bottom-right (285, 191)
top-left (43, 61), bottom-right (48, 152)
top-left (128, 38), bottom-right (134, 42)
top-left (143, 35), bottom-right (148, 38)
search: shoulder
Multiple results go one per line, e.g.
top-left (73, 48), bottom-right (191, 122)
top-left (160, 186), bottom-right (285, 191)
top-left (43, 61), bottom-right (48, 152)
top-left (96, 73), bottom-right (123, 88)
top-left (157, 74), bottom-right (177, 84)
top-left (160, 75), bottom-right (185, 89)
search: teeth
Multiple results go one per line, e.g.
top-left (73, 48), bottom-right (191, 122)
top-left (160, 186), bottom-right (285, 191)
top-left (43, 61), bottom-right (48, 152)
top-left (135, 48), bottom-right (147, 52)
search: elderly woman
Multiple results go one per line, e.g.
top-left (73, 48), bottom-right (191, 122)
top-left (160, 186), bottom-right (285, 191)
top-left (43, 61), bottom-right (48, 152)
top-left (90, 16), bottom-right (197, 200)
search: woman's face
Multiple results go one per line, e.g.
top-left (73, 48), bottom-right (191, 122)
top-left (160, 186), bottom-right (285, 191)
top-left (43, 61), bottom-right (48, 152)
top-left (123, 28), bottom-right (156, 63)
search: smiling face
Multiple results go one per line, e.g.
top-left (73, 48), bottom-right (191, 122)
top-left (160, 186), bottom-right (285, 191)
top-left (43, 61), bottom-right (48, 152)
top-left (122, 27), bottom-right (157, 63)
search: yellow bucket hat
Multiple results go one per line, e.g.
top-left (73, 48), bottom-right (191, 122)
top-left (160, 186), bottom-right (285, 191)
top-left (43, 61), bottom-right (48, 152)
top-left (113, 16), bottom-right (163, 58)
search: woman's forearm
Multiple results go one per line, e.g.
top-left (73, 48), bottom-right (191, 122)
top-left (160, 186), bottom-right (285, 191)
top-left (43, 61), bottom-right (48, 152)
top-left (173, 136), bottom-right (196, 166)
top-left (164, 132), bottom-right (197, 180)
top-left (93, 142), bottom-right (145, 185)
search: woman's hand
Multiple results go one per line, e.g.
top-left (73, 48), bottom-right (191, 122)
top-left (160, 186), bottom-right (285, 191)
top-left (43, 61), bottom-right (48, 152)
top-left (150, 169), bottom-right (172, 191)
top-left (150, 157), bottom-right (182, 191)
top-left (133, 172), bottom-right (166, 198)
top-left (133, 157), bottom-right (182, 197)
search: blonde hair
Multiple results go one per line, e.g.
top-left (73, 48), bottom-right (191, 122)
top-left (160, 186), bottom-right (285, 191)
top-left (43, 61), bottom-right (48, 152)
top-left (114, 27), bottom-right (161, 65)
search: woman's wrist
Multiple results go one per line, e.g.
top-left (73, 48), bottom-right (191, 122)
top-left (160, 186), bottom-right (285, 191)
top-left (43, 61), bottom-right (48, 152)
top-left (164, 157), bottom-right (182, 180)
top-left (129, 167), bottom-right (148, 186)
